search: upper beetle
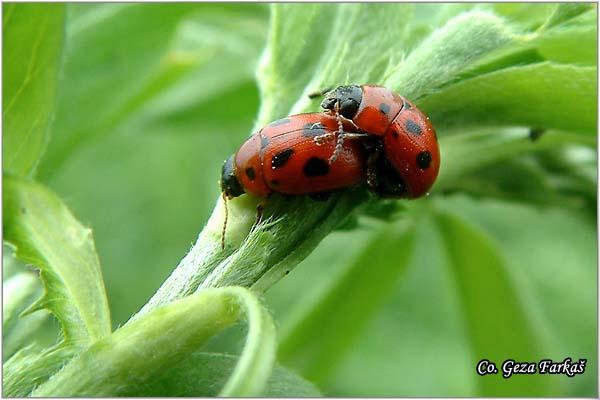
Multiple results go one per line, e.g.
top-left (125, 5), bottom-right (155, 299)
top-left (318, 84), bottom-right (440, 198)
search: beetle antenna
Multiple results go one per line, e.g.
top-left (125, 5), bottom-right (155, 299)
top-left (221, 192), bottom-right (229, 250)
top-left (308, 87), bottom-right (333, 99)
top-left (330, 102), bottom-right (345, 164)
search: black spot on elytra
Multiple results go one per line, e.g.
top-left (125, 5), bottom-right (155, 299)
top-left (245, 167), bottom-right (256, 180)
top-left (271, 148), bottom-right (294, 169)
top-left (270, 179), bottom-right (280, 187)
top-left (379, 103), bottom-right (390, 115)
top-left (405, 119), bottom-right (422, 136)
top-left (392, 130), bottom-right (399, 138)
top-left (416, 151), bottom-right (432, 170)
top-left (269, 117), bottom-right (290, 127)
top-left (303, 157), bottom-right (330, 177)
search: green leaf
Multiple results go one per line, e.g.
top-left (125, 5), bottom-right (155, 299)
top-left (2, 175), bottom-right (111, 396)
top-left (304, 198), bottom-right (594, 396)
top-left (452, 7), bottom-right (596, 77)
top-left (129, 352), bottom-right (320, 397)
top-left (32, 287), bottom-right (277, 397)
top-left (278, 219), bottom-right (416, 383)
top-left (3, 175), bottom-right (111, 343)
top-left (491, 3), bottom-right (555, 29)
top-left (434, 210), bottom-right (556, 396)
top-left (534, 24), bottom-right (596, 65)
top-left (385, 11), bottom-right (516, 99)
top-left (421, 63), bottom-right (597, 135)
top-left (433, 195), bottom-right (596, 396)
top-left (541, 3), bottom-right (594, 29)
top-left (3, 3), bottom-right (65, 177)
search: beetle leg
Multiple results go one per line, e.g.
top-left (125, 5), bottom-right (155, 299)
top-left (341, 132), bottom-right (371, 140)
top-left (339, 115), bottom-right (362, 132)
top-left (313, 132), bottom-right (335, 145)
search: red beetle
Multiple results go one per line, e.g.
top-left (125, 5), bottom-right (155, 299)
top-left (318, 84), bottom-right (440, 198)
top-left (221, 113), bottom-right (366, 200)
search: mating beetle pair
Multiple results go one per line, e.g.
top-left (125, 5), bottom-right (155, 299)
top-left (221, 85), bottom-right (440, 203)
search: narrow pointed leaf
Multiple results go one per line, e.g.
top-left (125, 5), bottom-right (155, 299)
top-left (3, 175), bottom-right (111, 344)
top-left (435, 210), bottom-right (555, 396)
top-left (279, 221), bottom-right (416, 383)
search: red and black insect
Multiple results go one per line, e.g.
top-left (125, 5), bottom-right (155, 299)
top-left (221, 113), bottom-right (366, 200)
top-left (317, 84), bottom-right (440, 198)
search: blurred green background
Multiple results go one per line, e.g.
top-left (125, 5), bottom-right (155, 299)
top-left (4, 3), bottom-right (597, 397)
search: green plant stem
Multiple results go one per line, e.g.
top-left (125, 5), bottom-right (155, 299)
top-left (133, 189), bottom-right (367, 321)
top-left (131, 195), bottom-right (257, 320)
top-left (32, 287), bottom-right (276, 397)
